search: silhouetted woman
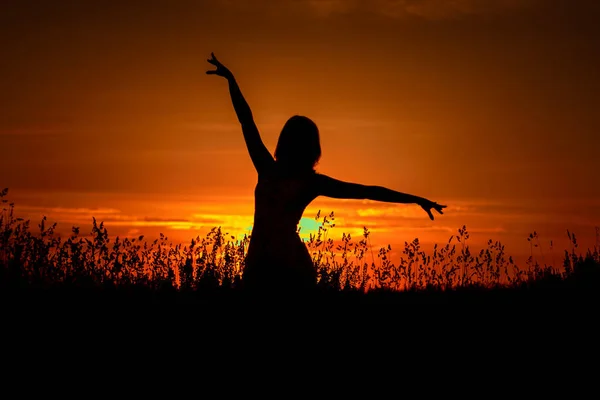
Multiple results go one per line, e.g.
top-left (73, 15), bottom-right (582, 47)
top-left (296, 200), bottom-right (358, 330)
top-left (206, 53), bottom-right (446, 293)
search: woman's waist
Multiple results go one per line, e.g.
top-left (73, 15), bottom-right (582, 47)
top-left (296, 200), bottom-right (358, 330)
top-left (251, 219), bottom-right (300, 235)
top-left (246, 231), bottom-right (310, 263)
top-left (250, 228), bottom-right (301, 242)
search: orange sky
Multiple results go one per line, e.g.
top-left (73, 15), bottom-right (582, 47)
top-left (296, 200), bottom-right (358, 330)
top-left (1, 0), bottom-right (599, 266)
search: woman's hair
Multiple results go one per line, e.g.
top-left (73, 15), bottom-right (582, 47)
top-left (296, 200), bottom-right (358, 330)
top-left (274, 115), bottom-right (321, 174)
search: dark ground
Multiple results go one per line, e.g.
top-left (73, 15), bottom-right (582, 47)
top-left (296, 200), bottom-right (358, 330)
top-left (3, 277), bottom-right (597, 327)
top-left (2, 278), bottom-right (597, 387)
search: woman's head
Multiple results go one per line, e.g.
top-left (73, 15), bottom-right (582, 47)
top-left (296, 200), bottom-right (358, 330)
top-left (274, 115), bottom-right (321, 173)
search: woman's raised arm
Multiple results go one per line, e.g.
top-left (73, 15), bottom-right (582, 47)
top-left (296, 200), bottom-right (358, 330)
top-left (206, 53), bottom-right (274, 174)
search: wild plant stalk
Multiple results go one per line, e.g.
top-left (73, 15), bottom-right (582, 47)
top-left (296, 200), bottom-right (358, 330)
top-left (1, 188), bottom-right (598, 292)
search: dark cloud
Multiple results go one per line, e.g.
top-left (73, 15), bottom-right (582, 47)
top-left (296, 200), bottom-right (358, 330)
top-left (301, 0), bottom-right (540, 19)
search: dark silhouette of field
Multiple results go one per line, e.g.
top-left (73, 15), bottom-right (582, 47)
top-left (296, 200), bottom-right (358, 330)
top-left (2, 188), bottom-right (598, 317)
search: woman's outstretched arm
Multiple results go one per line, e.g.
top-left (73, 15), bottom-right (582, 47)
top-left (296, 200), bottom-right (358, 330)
top-left (206, 53), bottom-right (274, 174)
top-left (315, 174), bottom-right (446, 220)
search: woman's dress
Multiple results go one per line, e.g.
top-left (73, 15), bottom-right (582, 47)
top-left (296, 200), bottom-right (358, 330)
top-left (242, 169), bottom-right (318, 292)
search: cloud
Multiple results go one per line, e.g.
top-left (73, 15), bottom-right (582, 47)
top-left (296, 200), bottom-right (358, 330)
top-left (303, 0), bottom-right (360, 17)
top-left (143, 217), bottom-right (191, 223)
top-left (218, 0), bottom-right (538, 20)
top-left (356, 205), bottom-right (424, 219)
top-left (17, 206), bottom-right (122, 218)
top-left (368, 0), bottom-right (538, 20)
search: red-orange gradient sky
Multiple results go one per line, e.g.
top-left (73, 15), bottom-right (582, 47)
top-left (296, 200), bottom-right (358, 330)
top-left (1, 0), bottom-right (599, 265)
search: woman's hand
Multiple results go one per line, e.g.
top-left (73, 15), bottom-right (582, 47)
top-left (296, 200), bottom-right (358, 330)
top-left (419, 199), bottom-right (447, 221)
top-left (206, 52), bottom-right (233, 79)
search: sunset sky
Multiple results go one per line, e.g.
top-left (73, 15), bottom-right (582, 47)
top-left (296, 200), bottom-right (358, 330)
top-left (2, 0), bottom-right (599, 265)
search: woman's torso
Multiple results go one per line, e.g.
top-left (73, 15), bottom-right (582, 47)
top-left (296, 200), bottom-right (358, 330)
top-left (244, 168), bottom-right (318, 284)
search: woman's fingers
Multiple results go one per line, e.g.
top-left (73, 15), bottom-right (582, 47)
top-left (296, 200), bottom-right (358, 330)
top-left (207, 53), bottom-right (229, 77)
top-left (207, 53), bottom-right (222, 66)
top-left (422, 206), bottom-right (434, 220)
top-left (436, 204), bottom-right (447, 214)
top-left (422, 202), bottom-right (447, 220)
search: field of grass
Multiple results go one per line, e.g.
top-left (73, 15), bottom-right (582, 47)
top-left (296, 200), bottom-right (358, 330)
top-left (1, 187), bottom-right (599, 310)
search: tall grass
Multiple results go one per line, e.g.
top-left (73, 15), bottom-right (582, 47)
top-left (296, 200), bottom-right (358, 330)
top-left (1, 188), bottom-right (598, 293)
